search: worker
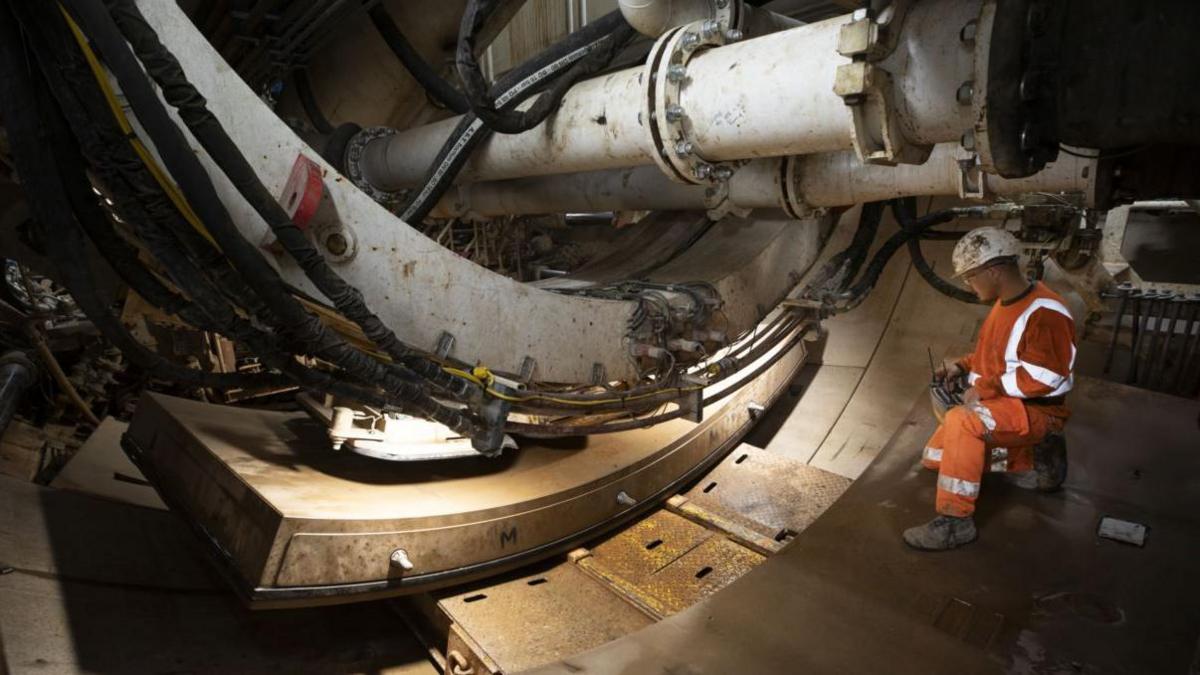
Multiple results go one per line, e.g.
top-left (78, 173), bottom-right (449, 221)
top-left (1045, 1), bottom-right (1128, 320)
top-left (904, 226), bottom-right (1074, 551)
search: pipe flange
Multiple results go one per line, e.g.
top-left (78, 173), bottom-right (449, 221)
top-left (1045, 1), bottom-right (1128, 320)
top-left (344, 126), bottom-right (403, 206)
top-left (643, 20), bottom-right (742, 185)
top-left (779, 156), bottom-right (823, 220)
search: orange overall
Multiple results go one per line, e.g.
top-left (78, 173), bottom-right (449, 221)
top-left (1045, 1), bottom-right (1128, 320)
top-left (922, 282), bottom-right (1076, 517)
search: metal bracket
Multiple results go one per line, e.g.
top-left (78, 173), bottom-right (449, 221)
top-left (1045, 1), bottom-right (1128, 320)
top-left (955, 149), bottom-right (989, 199)
top-left (518, 356), bottom-right (537, 384)
top-left (833, 62), bottom-right (932, 166)
top-left (833, 2), bottom-right (931, 166)
top-left (435, 331), bottom-right (456, 360)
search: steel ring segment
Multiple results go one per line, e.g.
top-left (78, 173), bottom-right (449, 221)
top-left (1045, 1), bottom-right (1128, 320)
top-left (643, 19), bottom-right (742, 185)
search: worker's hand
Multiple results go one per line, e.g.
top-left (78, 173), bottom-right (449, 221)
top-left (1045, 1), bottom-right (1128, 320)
top-left (961, 387), bottom-right (981, 406)
top-left (935, 357), bottom-right (963, 383)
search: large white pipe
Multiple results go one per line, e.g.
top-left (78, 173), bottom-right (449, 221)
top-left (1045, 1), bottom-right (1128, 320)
top-left (618, 0), bottom-right (801, 39)
top-left (619, 0), bottom-right (714, 37)
top-left (430, 144), bottom-right (1098, 218)
top-left (361, 0), bottom-right (979, 191)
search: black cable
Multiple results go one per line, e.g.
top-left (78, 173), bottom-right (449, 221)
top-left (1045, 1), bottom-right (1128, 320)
top-left (456, 7), bottom-right (633, 134)
top-left (400, 12), bottom-right (633, 222)
top-left (368, 5), bottom-right (470, 114)
top-left (891, 198), bottom-right (982, 305)
top-left (0, 6), bottom-right (281, 390)
top-left (58, 0), bottom-right (478, 437)
top-left (12, 1), bottom-right (463, 415)
top-left (100, 0), bottom-right (474, 405)
top-left (293, 68), bottom-right (334, 134)
top-left (838, 202), bottom-right (961, 308)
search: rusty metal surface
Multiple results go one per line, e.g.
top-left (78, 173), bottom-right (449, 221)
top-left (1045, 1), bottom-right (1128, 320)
top-left (575, 510), bottom-right (764, 618)
top-left (122, 337), bottom-right (806, 608)
top-left (679, 443), bottom-right (851, 543)
top-left (527, 377), bottom-right (1200, 674)
top-left (437, 564), bottom-right (653, 673)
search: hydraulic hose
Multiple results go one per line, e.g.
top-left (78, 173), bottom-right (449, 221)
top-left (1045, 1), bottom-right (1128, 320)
top-left (54, 0), bottom-right (478, 436)
top-left (99, 0), bottom-right (472, 403)
top-left (891, 198), bottom-right (981, 305)
top-left (10, 3), bottom-right (477, 419)
top-left (0, 5), bottom-right (284, 390)
top-left (400, 11), bottom-right (634, 222)
top-left (456, 6), bottom-right (634, 134)
top-left (368, 5), bottom-right (470, 114)
top-left (294, 68), bottom-right (335, 134)
top-left (838, 203), bottom-right (961, 310)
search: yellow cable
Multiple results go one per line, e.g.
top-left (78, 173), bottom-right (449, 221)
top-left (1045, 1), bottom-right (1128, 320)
top-left (60, 6), bottom-right (216, 248)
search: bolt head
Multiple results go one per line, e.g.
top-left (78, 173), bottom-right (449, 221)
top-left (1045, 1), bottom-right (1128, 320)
top-left (960, 129), bottom-right (976, 151)
top-left (665, 104), bottom-right (685, 122)
top-left (681, 32), bottom-right (700, 49)
top-left (694, 163), bottom-right (713, 180)
top-left (674, 140), bottom-right (694, 157)
top-left (960, 19), bottom-right (978, 43)
top-left (724, 28), bottom-right (743, 42)
top-left (666, 64), bottom-right (687, 83)
top-left (325, 232), bottom-right (348, 256)
top-left (389, 548), bottom-right (414, 571)
top-left (956, 81), bottom-right (974, 105)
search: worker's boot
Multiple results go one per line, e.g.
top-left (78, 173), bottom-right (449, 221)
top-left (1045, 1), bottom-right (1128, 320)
top-left (1033, 433), bottom-right (1067, 492)
top-left (902, 515), bottom-right (977, 551)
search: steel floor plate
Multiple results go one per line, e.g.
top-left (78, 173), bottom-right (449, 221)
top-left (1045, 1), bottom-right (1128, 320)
top-left (529, 377), bottom-right (1200, 674)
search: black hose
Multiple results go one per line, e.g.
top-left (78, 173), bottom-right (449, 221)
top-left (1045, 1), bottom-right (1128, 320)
top-left (0, 7), bottom-right (280, 390)
top-left (100, 0), bottom-right (473, 404)
top-left (58, 0), bottom-right (477, 435)
top-left (400, 12), bottom-right (633, 221)
top-left (891, 198), bottom-right (982, 305)
top-left (368, 5), bottom-right (470, 114)
top-left (838, 202), bottom-right (961, 308)
top-left (321, 121), bottom-right (362, 170)
top-left (9, 2), bottom-right (465, 414)
top-left (293, 69), bottom-right (335, 134)
top-left (456, 6), bottom-right (633, 134)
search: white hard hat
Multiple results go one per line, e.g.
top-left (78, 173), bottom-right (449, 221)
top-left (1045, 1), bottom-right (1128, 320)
top-left (951, 226), bottom-right (1022, 277)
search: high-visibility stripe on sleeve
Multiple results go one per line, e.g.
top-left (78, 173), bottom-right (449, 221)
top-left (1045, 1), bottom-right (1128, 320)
top-left (1001, 298), bottom-right (1075, 398)
top-left (938, 474), bottom-right (980, 498)
top-left (1020, 361), bottom-right (1066, 388)
top-left (924, 447), bottom-right (943, 462)
top-left (967, 371), bottom-right (980, 385)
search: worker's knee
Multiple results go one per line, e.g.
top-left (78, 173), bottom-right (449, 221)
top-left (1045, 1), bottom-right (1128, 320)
top-left (946, 406), bottom-right (985, 438)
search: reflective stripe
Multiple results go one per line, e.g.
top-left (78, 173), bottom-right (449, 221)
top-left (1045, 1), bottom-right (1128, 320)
top-left (1021, 361), bottom-right (1066, 388)
top-left (967, 371), bottom-right (980, 385)
top-left (969, 403), bottom-right (997, 432)
top-left (1001, 370), bottom-right (1022, 397)
top-left (938, 474), bottom-right (980, 498)
top-left (1001, 298), bottom-right (1075, 398)
top-left (924, 447), bottom-right (943, 461)
top-left (991, 447), bottom-right (1009, 460)
top-left (989, 461), bottom-right (1008, 472)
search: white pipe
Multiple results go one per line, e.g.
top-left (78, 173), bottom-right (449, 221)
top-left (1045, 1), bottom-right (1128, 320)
top-left (619, 0), bottom-right (714, 37)
top-left (362, 0), bottom-right (978, 191)
top-left (431, 143), bottom-right (1098, 217)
